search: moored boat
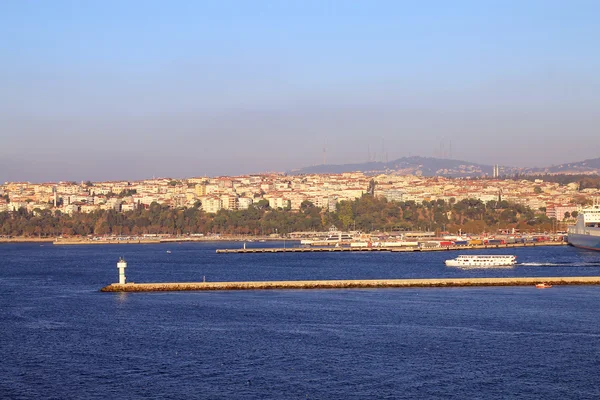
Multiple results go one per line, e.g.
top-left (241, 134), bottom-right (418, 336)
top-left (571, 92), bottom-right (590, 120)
top-left (535, 283), bottom-right (552, 289)
top-left (445, 254), bottom-right (517, 268)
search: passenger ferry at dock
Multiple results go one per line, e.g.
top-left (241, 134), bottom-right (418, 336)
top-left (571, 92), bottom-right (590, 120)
top-left (300, 231), bottom-right (356, 246)
top-left (567, 198), bottom-right (600, 251)
top-left (445, 255), bottom-right (517, 268)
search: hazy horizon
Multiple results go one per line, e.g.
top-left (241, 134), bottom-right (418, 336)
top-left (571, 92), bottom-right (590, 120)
top-left (2, 1), bottom-right (599, 182)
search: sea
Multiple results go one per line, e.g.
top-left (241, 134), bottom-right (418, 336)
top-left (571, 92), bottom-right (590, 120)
top-left (2, 242), bottom-right (600, 399)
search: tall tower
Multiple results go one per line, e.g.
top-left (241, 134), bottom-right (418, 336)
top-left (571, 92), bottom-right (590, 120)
top-left (117, 258), bottom-right (127, 285)
top-left (493, 165), bottom-right (499, 178)
top-left (53, 186), bottom-right (58, 207)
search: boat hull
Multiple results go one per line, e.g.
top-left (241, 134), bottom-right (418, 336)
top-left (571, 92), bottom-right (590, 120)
top-left (567, 233), bottom-right (600, 251)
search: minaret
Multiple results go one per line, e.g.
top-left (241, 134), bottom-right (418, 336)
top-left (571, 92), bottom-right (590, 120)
top-left (117, 258), bottom-right (127, 284)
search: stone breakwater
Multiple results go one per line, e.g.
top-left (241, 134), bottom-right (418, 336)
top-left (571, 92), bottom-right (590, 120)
top-left (101, 276), bottom-right (600, 292)
top-left (54, 239), bottom-right (161, 245)
top-left (0, 238), bottom-right (55, 243)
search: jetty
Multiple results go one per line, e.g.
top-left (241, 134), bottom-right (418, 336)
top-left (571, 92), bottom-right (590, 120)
top-left (53, 239), bottom-right (161, 245)
top-left (101, 276), bottom-right (600, 292)
top-left (216, 241), bottom-right (567, 254)
top-left (0, 237), bottom-right (55, 243)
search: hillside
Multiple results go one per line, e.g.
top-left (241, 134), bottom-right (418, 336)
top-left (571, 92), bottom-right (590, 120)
top-left (288, 156), bottom-right (600, 177)
top-left (526, 158), bottom-right (600, 175)
top-left (289, 156), bottom-right (500, 177)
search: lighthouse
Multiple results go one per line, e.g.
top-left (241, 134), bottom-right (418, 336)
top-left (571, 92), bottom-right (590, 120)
top-left (117, 258), bottom-right (127, 284)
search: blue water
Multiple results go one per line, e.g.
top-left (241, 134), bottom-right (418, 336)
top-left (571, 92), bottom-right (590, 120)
top-left (2, 242), bottom-right (600, 399)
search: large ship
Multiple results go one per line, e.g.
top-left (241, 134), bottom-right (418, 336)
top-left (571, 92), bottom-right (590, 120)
top-left (567, 198), bottom-right (600, 251)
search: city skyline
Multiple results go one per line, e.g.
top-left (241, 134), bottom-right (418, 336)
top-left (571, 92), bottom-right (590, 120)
top-left (2, 1), bottom-right (600, 182)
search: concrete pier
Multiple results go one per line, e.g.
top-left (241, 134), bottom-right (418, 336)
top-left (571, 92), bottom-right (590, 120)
top-left (54, 239), bottom-right (161, 245)
top-left (101, 276), bottom-right (600, 292)
top-left (216, 241), bottom-right (567, 254)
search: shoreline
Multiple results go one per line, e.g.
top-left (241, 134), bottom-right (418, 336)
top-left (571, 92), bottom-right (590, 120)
top-left (0, 237), bottom-right (286, 245)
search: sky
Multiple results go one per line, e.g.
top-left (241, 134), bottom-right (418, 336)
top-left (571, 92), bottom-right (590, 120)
top-left (1, 0), bottom-right (600, 182)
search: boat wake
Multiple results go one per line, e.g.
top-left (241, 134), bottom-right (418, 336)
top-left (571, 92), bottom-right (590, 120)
top-left (519, 262), bottom-right (600, 267)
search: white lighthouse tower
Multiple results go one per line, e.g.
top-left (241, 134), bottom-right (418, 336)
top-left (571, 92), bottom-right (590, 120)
top-left (117, 258), bottom-right (127, 284)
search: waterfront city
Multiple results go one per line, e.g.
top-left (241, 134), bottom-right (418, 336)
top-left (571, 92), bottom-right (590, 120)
top-left (2, 173), bottom-right (597, 228)
top-left (4, 1), bottom-right (600, 398)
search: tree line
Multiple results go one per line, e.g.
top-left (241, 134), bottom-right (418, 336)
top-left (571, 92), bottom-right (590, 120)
top-left (0, 196), bottom-right (558, 237)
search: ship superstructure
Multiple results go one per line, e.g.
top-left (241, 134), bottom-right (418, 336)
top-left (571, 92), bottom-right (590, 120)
top-left (567, 198), bottom-right (600, 251)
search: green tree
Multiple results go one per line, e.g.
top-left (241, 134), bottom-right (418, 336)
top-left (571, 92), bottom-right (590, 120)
top-left (337, 201), bottom-right (354, 230)
top-left (572, 210), bottom-right (579, 218)
top-left (254, 199), bottom-right (270, 210)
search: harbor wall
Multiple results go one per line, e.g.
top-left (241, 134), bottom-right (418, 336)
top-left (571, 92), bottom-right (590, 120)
top-left (0, 238), bottom-right (55, 243)
top-left (54, 239), bottom-right (161, 245)
top-left (101, 276), bottom-right (600, 292)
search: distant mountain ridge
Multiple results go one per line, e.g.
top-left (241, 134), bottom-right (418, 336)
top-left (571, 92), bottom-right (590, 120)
top-left (288, 156), bottom-right (600, 177)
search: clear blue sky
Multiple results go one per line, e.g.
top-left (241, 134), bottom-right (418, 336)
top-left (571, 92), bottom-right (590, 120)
top-left (2, 0), bottom-right (599, 182)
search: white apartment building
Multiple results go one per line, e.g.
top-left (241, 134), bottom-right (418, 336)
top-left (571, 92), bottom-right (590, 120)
top-left (57, 184), bottom-right (80, 195)
top-left (121, 203), bottom-right (136, 212)
top-left (106, 198), bottom-right (122, 211)
top-left (380, 189), bottom-right (404, 202)
top-left (8, 202), bottom-right (27, 212)
top-left (546, 205), bottom-right (579, 221)
top-left (80, 204), bottom-right (100, 213)
top-left (238, 197), bottom-right (253, 210)
top-left (63, 204), bottom-right (79, 215)
top-left (268, 197), bottom-right (289, 209)
top-left (202, 196), bottom-right (222, 213)
top-left (220, 194), bottom-right (238, 210)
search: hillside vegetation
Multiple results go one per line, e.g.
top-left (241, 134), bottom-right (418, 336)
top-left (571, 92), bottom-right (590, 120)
top-left (1, 196), bottom-right (558, 237)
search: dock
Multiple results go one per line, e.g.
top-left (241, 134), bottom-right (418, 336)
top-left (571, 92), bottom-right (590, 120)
top-left (216, 241), bottom-right (567, 254)
top-left (101, 276), bottom-right (600, 292)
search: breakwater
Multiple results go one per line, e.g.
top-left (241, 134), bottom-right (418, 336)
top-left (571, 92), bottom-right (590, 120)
top-left (53, 239), bottom-right (161, 245)
top-left (0, 237), bottom-right (55, 243)
top-left (101, 276), bottom-right (600, 292)
top-left (216, 241), bottom-right (567, 254)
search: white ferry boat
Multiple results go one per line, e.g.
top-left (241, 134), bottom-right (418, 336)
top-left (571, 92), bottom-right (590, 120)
top-left (567, 198), bottom-right (600, 251)
top-left (445, 255), bottom-right (517, 268)
top-left (301, 231), bottom-right (355, 246)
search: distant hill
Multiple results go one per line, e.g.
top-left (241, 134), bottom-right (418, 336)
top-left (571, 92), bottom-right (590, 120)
top-left (525, 158), bottom-right (600, 175)
top-left (288, 156), bottom-right (600, 177)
